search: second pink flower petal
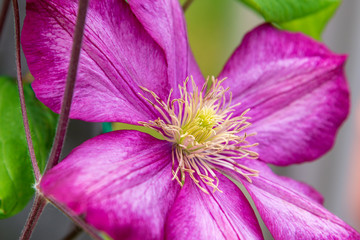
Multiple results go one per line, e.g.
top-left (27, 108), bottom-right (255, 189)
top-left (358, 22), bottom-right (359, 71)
top-left (219, 24), bottom-right (349, 166)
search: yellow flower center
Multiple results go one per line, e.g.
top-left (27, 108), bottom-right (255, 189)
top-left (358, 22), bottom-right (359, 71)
top-left (194, 107), bottom-right (216, 129)
top-left (139, 77), bottom-right (259, 193)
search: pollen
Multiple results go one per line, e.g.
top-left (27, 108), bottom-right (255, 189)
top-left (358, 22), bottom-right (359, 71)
top-left (196, 107), bottom-right (216, 129)
top-left (139, 76), bottom-right (259, 194)
top-left (182, 106), bottom-right (217, 144)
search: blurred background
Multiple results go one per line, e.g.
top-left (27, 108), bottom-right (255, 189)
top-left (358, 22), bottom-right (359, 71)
top-left (0, 0), bottom-right (359, 239)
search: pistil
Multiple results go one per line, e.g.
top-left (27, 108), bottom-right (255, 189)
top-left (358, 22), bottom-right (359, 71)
top-left (139, 76), bottom-right (259, 193)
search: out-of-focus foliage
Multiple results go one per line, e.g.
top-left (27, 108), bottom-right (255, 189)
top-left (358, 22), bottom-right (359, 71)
top-left (0, 76), bottom-right (57, 218)
top-left (277, 2), bottom-right (339, 40)
top-left (181, 0), bottom-right (263, 76)
top-left (237, 0), bottom-right (341, 40)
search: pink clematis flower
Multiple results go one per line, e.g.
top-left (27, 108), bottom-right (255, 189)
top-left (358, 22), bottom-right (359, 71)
top-left (22, 0), bottom-right (360, 239)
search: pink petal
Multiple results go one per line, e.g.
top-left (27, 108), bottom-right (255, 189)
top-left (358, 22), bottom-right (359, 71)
top-left (22, 0), bottom-right (173, 124)
top-left (128, 0), bottom-right (204, 95)
top-left (40, 131), bottom-right (180, 240)
top-left (224, 159), bottom-right (360, 239)
top-left (219, 24), bottom-right (349, 165)
top-left (165, 173), bottom-right (263, 240)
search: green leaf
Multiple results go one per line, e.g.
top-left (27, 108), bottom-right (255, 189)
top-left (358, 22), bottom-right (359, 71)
top-left (238, 0), bottom-right (341, 39)
top-left (0, 76), bottom-right (57, 218)
top-left (277, 2), bottom-right (340, 40)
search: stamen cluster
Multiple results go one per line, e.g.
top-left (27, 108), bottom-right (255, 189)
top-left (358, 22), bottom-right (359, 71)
top-left (140, 77), bottom-right (258, 193)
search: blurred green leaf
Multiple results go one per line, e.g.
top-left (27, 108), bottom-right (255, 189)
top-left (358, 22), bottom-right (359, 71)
top-left (0, 76), bottom-right (57, 218)
top-left (238, 0), bottom-right (341, 39)
top-left (277, 2), bottom-right (340, 40)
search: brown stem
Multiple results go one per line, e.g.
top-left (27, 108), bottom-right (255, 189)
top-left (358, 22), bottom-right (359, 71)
top-left (47, 196), bottom-right (102, 240)
top-left (182, 0), bottom-right (195, 12)
top-left (12, 0), bottom-right (41, 181)
top-left (62, 225), bottom-right (83, 240)
top-left (19, 193), bottom-right (47, 240)
top-left (45, 0), bottom-right (89, 172)
top-left (0, 0), bottom-right (10, 37)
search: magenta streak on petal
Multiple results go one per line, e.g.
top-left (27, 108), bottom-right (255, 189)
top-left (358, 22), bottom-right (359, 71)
top-left (40, 131), bottom-right (180, 240)
top-left (187, 47), bottom-right (205, 92)
top-left (128, 0), bottom-right (205, 96)
top-left (48, 6), bottom-right (154, 118)
top-left (22, 0), bottom-right (172, 124)
top-left (219, 24), bottom-right (349, 165)
top-left (223, 159), bottom-right (360, 240)
top-left (227, 57), bottom-right (346, 123)
top-left (165, 173), bottom-right (263, 240)
top-left (23, 0), bottom-right (357, 238)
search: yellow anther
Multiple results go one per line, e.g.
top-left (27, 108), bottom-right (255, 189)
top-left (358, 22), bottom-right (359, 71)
top-left (139, 76), bottom-right (259, 194)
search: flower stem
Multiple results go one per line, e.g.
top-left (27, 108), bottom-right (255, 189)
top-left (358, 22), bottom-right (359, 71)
top-left (19, 193), bottom-right (47, 240)
top-left (182, 0), bottom-right (195, 12)
top-left (62, 225), bottom-right (83, 240)
top-left (0, 0), bottom-right (10, 38)
top-left (12, 0), bottom-right (41, 182)
top-left (47, 196), bottom-right (102, 240)
top-left (45, 0), bottom-right (89, 172)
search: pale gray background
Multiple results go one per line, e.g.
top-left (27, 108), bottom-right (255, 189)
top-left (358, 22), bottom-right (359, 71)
top-left (0, 0), bottom-right (359, 239)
